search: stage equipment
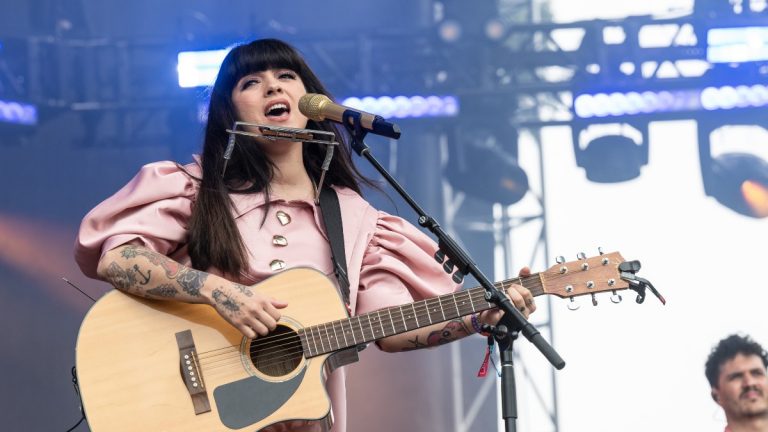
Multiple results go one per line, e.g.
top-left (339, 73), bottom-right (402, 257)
top-left (698, 124), bottom-right (768, 218)
top-left (572, 123), bottom-right (648, 183)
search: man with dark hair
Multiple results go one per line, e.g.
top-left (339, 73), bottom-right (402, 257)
top-left (706, 334), bottom-right (768, 432)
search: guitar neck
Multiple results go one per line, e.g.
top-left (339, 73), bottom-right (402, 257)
top-left (299, 273), bottom-right (544, 358)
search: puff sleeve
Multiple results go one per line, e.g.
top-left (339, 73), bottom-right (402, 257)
top-left (355, 212), bottom-right (462, 315)
top-left (74, 161), bottom-right (199, 279)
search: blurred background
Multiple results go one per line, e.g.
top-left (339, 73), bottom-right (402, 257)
top-left (1, 0), bottom-right (768, 431)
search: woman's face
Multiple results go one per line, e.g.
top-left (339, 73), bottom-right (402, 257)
top-left (231, 68), bottom-right (309, 131)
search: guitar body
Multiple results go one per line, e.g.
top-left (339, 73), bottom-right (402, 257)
top-left (75, 251), bottom-right (643, 431)
top-left (76, 267), bottom-right (352, 432)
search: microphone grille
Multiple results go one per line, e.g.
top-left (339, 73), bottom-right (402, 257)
top-left (299, 93), bottom-right (330, 121)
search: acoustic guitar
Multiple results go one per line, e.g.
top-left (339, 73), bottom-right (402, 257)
top-left (75, 251), bottom-right (646, 431)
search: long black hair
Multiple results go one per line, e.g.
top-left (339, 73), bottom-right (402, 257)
top-left (187, 38), bottom-right (373, 276)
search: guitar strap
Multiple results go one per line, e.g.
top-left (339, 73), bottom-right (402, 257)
top-left (318, 186), bottom-right (351, 306)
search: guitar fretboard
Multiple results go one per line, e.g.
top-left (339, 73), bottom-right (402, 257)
top-left (298, 274), bottom-right (544, 358)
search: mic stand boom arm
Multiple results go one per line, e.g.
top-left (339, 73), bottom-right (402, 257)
top-left (342, 111), bottom-right (566, 370)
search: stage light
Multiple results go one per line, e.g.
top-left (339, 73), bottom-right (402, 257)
top-left (574, 90), bottom-right (702, 118)
top-left (574, 132), bottom-right (648, 183)
top-left (177, 48), bottom-right (231, 88)
top-left (446, 129), bottom-right (529, 206)
top-left (438, 20), bottom-right (462, 43)
top-left (743, 180), bottom-right (768, 218)
top-left (0, 99), bottom-right (37, 126)
top-left (484, 19), bottom-right (506, 41)
top-left (574, 85), bottom-right (768, 119)
top-left (707, 26), bottom-right (768, 63)
top-left (700, 85), bottom-right (768, 110)
top-left (340, 95), bottom-right (459, 119)
top-left (703, 152), bottom-right (768, 218)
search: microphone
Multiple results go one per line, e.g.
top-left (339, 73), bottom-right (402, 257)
top-left (299, 93), bottom-right (401, 139)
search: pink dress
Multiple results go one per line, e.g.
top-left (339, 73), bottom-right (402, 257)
top-left (74, 160), bottom-right (461, 432)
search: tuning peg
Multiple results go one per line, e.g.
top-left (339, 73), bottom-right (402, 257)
top-left (555, 255), bottom-right (565, 264)
top-left (567, 297), bottom-right (580, 311)
top-left (610, 290), bottom-right (622, 304)
top-left (577, 252), bottom-right (586, 260)
top-left (591, 293), bottom-right (598, 306)
top-left (598, 247), bottom-right (604, 255)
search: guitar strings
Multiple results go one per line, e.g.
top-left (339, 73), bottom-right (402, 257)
top-left (200, 287), bottom-right (616, 374)
top-left (197, 280), bottom-right (549, 373)
top-left (201, 293), bottom-right (485, 369)
top-left (201, 293), bottom-right (490, 371)
top-left (198, 271), bottom-right (576, 361)
top-left (196, 277), bottom-right (543, 361)
top-left (197, 273), bottom-right (623, 374)
top-left (198, 290), bottom-right (489, 372)
top-left (196, 288), bottom-right (524, 373)
top-left (197, 287), bottom-right (487, 361)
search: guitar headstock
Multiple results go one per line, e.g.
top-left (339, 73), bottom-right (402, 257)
top-left (541, 251), bottom-right (630, 307)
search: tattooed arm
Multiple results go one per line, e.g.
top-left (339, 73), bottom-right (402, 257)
top-left (95, 244), bottom-right (287, 338)
top-left (377, 267), bottom-right (535, 353)
top-left (376, 317), bottom-right (475, 352)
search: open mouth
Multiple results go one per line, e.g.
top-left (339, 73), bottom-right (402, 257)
top-left (265, 102), bottom-right (290, 119)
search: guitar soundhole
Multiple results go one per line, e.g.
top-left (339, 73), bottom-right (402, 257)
top-left (249, 325), bottom-right (303, 377)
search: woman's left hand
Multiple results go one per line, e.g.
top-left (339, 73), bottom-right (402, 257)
top-left (478, 266), bottom-right (536, 325)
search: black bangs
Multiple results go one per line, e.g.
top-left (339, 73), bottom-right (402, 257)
top-left (211, 38), bottom-right (330, 107)
top-left (229, 39), bottom-right (306, 85)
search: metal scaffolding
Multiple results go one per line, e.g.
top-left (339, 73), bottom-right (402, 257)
top-left (441, 125), bottom-right (558, 432)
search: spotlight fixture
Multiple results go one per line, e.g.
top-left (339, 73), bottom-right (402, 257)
top-left (701, 150), bottom-right (768, 218)
top-left (573, 124), bottom-right (649, 183)
top-left (446, 128), bottom-right (529, 206)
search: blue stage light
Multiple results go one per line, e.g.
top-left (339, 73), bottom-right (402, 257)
top-left (573, 86), bottom-right (768, 118)
top-left (340, 95), bottom-right (459, 119)
top-left (0, 99), bottom-right (38, 126)
top-left (707, 27), bottom-right (768, 63)
top-left (700, 85), bottom-right (768, 111)
top-left (177, 48), bottom-right (231, 88)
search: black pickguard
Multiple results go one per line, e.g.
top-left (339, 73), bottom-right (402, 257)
top-left (214, 367), bottom-right (307, 429)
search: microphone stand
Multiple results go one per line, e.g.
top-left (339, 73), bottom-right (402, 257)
top-left (483, 316), bottom-right (522, 432)
top-left (341, 111), bottom-right (565, 431)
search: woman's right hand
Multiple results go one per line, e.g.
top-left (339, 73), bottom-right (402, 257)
top-left (209, 282), bottom-right (289, 339)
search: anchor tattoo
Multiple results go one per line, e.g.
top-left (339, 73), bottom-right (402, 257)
top-left (133, 265), bottom-right (151, 285)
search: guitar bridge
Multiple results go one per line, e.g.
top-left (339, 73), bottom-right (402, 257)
top-left (175, 330), bottom-right (211, 415)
